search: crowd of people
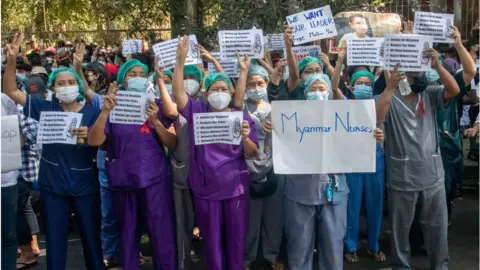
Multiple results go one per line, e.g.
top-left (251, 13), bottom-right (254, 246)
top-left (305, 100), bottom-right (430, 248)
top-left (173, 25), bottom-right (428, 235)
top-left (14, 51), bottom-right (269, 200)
top-left (1, 15), bottom-right (479, 270)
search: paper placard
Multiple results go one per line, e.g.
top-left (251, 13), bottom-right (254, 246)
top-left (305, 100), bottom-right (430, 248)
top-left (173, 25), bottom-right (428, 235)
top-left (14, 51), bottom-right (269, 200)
top-left (414, 12), bottom-right (454, 43)
top-left (286, 5), bottom-right (338, 45)
top-left (122, 40), bottom-right (142, 56)
top-left (193, 112), bottom-right (244, 145)
top-left (285, 45), bottom-right (321, 62)
top-left (208, 52), bottom-right (239, 77)
top-left (110, 91), bottom-right (149, 125)
top-left (37, 112), bottom-right (83, 145)
top-left (264, 34), bottom-right (285, 51)
top-left (152, 35), bottom-right (202, 70)
top-left (272, 100), bottom-right (376, 174)
top-left (218, 29), bottom-right (264, 60)
top-left (383, 34), bottom-right (433, 72)
top-left (347, 38), bottom-right (384, 66)
top-left (1, 115), bottom-right (22, 173)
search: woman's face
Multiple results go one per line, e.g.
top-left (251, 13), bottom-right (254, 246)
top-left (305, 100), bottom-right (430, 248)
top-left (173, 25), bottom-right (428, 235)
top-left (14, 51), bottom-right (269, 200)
top-left (301, 63), bottom-right (323, 80)
top-left (351, 17), bottom-right (368, 35)
top-left (54, 73), bottom-right (78, 90)
top-left (308, 80), bottom-right (329, 93)
top-left (164, 76), bottom-right (172, 84)
top-left (247, 75), bottom-right (267, 90)
top-left (353, 76), bottom-right (372, 87)
top-left (206, 81), bottom-right (230, 97)
top-left (85, 70), bottom-right (99, 81)
top-left (124, 66), bottom-right (146, 88)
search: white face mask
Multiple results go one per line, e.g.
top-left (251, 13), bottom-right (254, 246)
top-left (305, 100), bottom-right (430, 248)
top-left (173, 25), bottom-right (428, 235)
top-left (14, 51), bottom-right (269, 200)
top-left (184, 79), bottom-right (200, 96)
top-left (165, 84), bottom-right (173, 93)
top-left (55, 86), bottom-right (79, 103)
top-left (207, 92), bottom-right (231, 110)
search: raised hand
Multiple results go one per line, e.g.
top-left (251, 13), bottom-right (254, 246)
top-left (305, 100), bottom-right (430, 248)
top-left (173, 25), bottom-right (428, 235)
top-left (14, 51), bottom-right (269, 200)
top-left (176, 35), bottom-right (190, 61)
top-left (73, 43), bottom-right (85, 68)
top-left (425, 48), bottom-right (440, 69)
top-left (451, 26), bottom-right (462, 46)
top-left (237, 52), bottom-right (250, 71)
top-left (283, 25), bottom-right (294, 48)
top-left (103, 83), bottom-right (119, 111)
top-left (154, 56), bottom-right (164, 80)
top-left (241, 120), bottom-right (251, 142)
top-left (385, 63), bottom-right (402, 90)
top-left (403, 21), bottom-right (414, 34)
top-left (196, 44), bottom-right (215, 63)
top-left (337, 41), bottom-right (347, 60)
top-left (6, 33), bottom-right (24, 61)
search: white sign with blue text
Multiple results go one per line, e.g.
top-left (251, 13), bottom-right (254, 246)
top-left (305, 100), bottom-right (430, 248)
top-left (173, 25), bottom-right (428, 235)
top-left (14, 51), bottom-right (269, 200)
top-left (271, 100), bottom-right (376, 174)
top-left (1, 115), bottom-right (22, 173)
top-left (286, 5), bottom-right (338, 45)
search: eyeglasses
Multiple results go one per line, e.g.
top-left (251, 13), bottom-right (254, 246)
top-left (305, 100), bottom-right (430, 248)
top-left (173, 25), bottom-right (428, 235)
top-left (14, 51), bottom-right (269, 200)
top-left (303, 69), bottom-right (323, 75)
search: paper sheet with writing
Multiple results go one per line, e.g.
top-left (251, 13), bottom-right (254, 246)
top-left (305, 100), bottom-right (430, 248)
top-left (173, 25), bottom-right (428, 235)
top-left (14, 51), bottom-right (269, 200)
top-left (383, 34), bottom-right (433, 72)
top-left (1, 115), bottom-right (22, 173)
top-left (208, 52), bottom-right (239, 77)
top-left (264, 34), bottom-right (285, 51)
top-left (285, 45), bottom-right (321, 62)
top-left (122, 40), bottom-right (142, 56)
top-left (286, 5), bottom-right (338, 45)
top-left (110, 91), bottom-right (149, 125)
top-left (37, 112), bottom-right (83, 145)
top-left (414, 12), bottom-right (454, 43)
top-left (152, 35), bottom-right (202, 70)
top-left (347, 38), bottom-right (384, 66)
top-left (218, 29), bottom-right (264, 60)
top-left (193, 112), bottom-right (244, 145)
top-left (272, 100), bottom-right (376, 174)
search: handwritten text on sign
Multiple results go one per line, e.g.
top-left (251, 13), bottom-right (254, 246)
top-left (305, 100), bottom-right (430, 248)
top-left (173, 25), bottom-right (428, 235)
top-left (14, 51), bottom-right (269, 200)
top-left (286, 5), bottom-right (338, 45)
top-left (284, 45), bottom-right (321, 63)
top-left (383, 34), bottom-right (433, 72)
top-left (193, 112), bottom-right (244, 145)
top-left (152, 35), bottom-right (201, 70)
top-left (110, 91), bottom-right (149, 125)
top-left (122, 40), bottom-right (142, 56)
top-left (37, 112), bottom-right (82, 145)
top-left (347, 38), bottom-right (384, 66)
top-left (272, 100), bottom-right (376, 174)
top-left (218, 29), bottom-right (264, 60)
top-left (1, 115), bottom-right (22, 173)
top-left (414, 12), bottom-right (454, 43)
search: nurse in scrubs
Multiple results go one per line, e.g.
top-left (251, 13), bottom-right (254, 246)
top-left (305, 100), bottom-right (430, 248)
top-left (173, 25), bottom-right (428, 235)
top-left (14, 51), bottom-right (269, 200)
top-left (88, 59), bottom-right (177, 270)
top-left (171, 36), bottom-right (259, 270)
top-left (3, 33), bottom-right (104, 270)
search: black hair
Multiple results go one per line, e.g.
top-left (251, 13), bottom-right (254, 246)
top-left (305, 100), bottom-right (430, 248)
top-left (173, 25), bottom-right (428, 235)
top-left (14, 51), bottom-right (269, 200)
top-left (17, 63), bottom-right (32, 72)
top-left (27, 52), bottom-right (42, 67)
top-left (346, 65), bottom-right (369, 78)
top-left (131, 53), bottom-right (152, 73)
top-left (467, 38), bottom-right (479, 50)
top-left (115, 52), bottom-right (126, 63)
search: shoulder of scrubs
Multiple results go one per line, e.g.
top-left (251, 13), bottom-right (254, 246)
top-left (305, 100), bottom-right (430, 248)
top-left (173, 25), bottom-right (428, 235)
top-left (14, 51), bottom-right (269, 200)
top-left (91, 92), bottom-right (102, 110)
top-left (179, 95), bottom-right (208, 124)
top-left (267, 80), bottom-right (285, 101)
top-left (23, 94), bottom-right (58, 121)
top-left (453, 71), bottom-right (471, 100)
top-left (81, 104), bottom-right (101, 128)
top-left (424, 85), bottom-right (445, 111)
top-left (284, 79), bottom-right (305, 100)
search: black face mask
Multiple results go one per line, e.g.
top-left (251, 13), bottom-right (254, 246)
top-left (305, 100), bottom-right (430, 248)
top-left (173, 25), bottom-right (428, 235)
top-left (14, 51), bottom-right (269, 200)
top-left (411, 75), bottom-right (428, 93)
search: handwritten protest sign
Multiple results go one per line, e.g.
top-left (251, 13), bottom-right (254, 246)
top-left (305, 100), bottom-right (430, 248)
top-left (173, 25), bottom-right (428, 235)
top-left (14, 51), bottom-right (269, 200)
top-left (414, 12), bottom-right (454, 43)
top-left (264, 34), bottom-right (285, 51)
top-left (193, 112), bottom-right (244, 145)
top-left (285, 45), bottom-right (321, 62)
top-left (286, 5), bottom-right (338, 45)
top-left (383, 34), bottom-right (433, 72)
top-left (271, 100), bottom-right (376, 174)
top-left (208, 52), bottom-right (239, 77)
top-left (347, 38), bottom-right (384, 66)
top-left (1, 115), bottom-right (22, 173)
top-left (122, 40), bottom-right (142, 56)
top-left (152, 35), bottom-right (201, 70)
top-left (37, 112), bottom-right (83, 145)
top-left (110, 91), bottom-right (149, 125)
top-left (218, 29), bottom-right (264, 59)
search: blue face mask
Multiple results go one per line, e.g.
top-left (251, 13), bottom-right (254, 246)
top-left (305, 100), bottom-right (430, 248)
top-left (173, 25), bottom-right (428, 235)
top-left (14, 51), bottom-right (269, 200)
top-left (426, 70), bottom-right (440, 84)
top-left (127, 77), bottom-right (149, 92)
top-left (246, 88), bottom-right (267, 101)
top-left (306, 91), bottom-right (329, 100)
top-left (17, 73), bottom-right (27, 82)
top-left (353, 84), bottom-right (373, 100)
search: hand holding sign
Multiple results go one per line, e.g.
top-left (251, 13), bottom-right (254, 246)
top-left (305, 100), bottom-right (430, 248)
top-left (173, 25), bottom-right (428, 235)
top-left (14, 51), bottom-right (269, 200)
top-left (237, 52), bottom-right (250, 72)
top-left (425, 48), bottom-right (440, 69)
top-left (241, 120), bottom-right (251, 142)
top-left (374, 128), bottom-right (384, 143)
top-left (403, 21), bottom-right (414, 34)
top-left (451, 26), bottom-right (462, 46)
top-left (71, 126), bottom-right (88, 144)
top-left (153, 56), bottom-right (165, 81)
top-left (196, 44), bottom-right (215, 63)
top-left (146, 100), bottom-right (159, 123)
top-left (103, 83), bottom-right (119, 112)
top-left (262, 120), bottom-right (273, 134)
top-left (176, 35), bottom-right (190, 62)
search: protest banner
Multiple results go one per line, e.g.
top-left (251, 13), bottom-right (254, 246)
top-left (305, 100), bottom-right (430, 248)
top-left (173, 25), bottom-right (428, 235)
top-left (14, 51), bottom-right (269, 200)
top-left (110, 91), bottom-right (149, 125)
top-left (271, 100), bottom-right (376, 174)
top-left (193, 111), bottom-right (244, 145)
top-left (122, 40), bottom-right (142, 56)
top-left (286, 5), bottom-right (338, 45)
top-left (208, 52), bottom-right (239, 77)
top-left (383, 34), bottom-right (434, 72)
top-left (329, 12), bottom-right (402, 53)
top-left (218, 29), bottom-right (264, 59)
top-left (284, 45), bottom-right (321, 62)
top-left (347, 38), bottom-right (384, 66)
top-left (152, 35), bottom-right (202, 70)
top-left (414, 12), bottom-right (455, 43)
top-left (264, 34), bottom-right (285, 51)
top-left (37, 112), bottom-right (83, 145)
top-left (1, 115), bottom-right (22, 173)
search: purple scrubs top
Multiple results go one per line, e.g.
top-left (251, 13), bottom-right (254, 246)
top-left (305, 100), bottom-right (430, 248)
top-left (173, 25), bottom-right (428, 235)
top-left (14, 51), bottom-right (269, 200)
top-left (181, 96), bottom-right (258, 200)
top-left (105, 99), bottom-right (172, 190)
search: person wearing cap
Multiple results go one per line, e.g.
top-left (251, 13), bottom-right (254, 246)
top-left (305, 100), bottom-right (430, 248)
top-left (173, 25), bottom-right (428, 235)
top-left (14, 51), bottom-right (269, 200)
top-left (56, 47), bottom-right (72, 68)
top-left (3, 33), bottom-right (104, 270)
top-left (88, 59), bottom-right (177, 270)
top-left (172, 36), bottom-right (258, 270)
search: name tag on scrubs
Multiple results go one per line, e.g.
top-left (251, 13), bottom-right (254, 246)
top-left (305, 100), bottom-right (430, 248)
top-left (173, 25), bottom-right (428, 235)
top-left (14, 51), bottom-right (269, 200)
top-left (193, 111), bottom-right (244, 145)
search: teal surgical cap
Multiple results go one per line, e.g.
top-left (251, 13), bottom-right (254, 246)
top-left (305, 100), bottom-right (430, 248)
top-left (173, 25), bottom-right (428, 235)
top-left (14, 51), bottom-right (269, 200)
top-left (298, 56), bottom-right (324, 73)
top-left (350, 70), bottom-right (375, 86)
top-left (304, 74), bottom-right (332, 95)
top-left (184, 65), bottom-right (203, 83)
top-left (116, 59), bottom-right (149, 88)
top-left (152, 69), bottom-right (173, 84)
top-left (204, 73), bottom-right (232, 91)
top-left (248, 64), bottom-right (269, 81)
top-left (47, 68), bottom-right (85, 102)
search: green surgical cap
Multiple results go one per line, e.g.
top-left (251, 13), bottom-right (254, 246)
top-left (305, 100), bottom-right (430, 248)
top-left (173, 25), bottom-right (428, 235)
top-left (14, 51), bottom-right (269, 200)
top-left (298, 56), bottom-right (324, 74)
top-left (204, 73), bottom-right (232, 91)
top-left (48, 68), bottom-right (85, 102)
top-left (304, 74), bottom-right (332, 95)
top-left (350, 70), bottom-right (375, 86)
top-left (116, 59), bottom-right (149, 88)
top-left (248, 64), bottom-right (269, 81)
top-left (184, 65), bottom-right (203, 83)
top-left (152, 69), bottom-right (173, 84)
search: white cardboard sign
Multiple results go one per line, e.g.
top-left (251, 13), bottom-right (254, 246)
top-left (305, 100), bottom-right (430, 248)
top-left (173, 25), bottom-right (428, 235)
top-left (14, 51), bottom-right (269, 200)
top-left (218, 29), bottom-right (264, 60)
top-left (208, 52), bottom-right (239, 77)
top-left (122, 40), bottom-right (142, 56)
top-left (286, 5), bottom-right (338, 45)
top-left (285, 45), bottom-right (321, 63)
top-left (193, 111), bottom-right (244, 145)
top-left (152, 35), bottom-right (202, 70)
top-left (271, 100), bottom-right (376, 174)
top-left (37, 112), bottom-right (83, 145)
top-left (1, 115), bottom-right (22, 173)
top-left (110, 91), bottom-right (149, 125)
top-left (347, 38), bottom-right (384, 66)
top-left (414, 12), bottom-right (455, 43)
top-left (383, 34), bottom-right (434, 72)
top-left (264, 34), bottom-right (285, 51)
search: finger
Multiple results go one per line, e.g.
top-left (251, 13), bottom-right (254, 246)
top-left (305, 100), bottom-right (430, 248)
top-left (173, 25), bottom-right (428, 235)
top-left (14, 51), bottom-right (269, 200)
top-left (154, 56), bottom-right (159, 69)
top-left (393, 63), bottom-right (400, 73)
top-left (236, 51), bottom-right (240, 62)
